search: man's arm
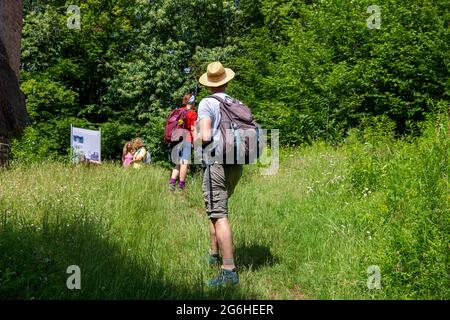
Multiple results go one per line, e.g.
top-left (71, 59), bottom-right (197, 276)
top-left (199, 117), bottom-right (212, 144)
top-left (197, 99), bottom-right (214, 146)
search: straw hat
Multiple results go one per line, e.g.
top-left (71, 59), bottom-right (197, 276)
top-left (199, 61), bottom-right (235, 87)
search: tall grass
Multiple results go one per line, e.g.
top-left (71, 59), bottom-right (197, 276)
top-left (0, 110), bottom-right (448, 299)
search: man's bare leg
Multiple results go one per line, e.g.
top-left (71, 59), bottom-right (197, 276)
top-left (209, 219), bottom-right (219, 254)
top-left (212, 217), bottom-right (236, 270)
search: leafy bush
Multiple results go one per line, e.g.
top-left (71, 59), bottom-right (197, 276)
top-left (349, 102), bottom-right (449, 299)
top-left (16, 0), bottom-right (450, 162)
top-left (10, 118), bottom-right (91, 164)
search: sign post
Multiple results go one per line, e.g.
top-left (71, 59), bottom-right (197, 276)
top-left (70, 125), bottom-right (101, 164)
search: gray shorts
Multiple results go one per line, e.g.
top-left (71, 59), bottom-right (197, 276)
top-left (202, 163), bottom-right (243, 219)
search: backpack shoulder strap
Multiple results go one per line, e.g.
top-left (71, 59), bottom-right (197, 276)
top-left (181, 108), bottom-right (189, 117)
top-left (206, 95), bottom-right (235, 122)
top-left (206, 95), bottom-right (225, 103)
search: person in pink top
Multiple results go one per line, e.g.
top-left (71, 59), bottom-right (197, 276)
top-left (122, 141), bottom-right (135, 168)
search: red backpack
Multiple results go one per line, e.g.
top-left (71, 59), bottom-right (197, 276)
top-left (164, 108), bottom-right (189, 143)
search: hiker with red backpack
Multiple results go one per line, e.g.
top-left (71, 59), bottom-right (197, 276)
top-left (196, 61), bottom-right (263, 287)
top-left (165, 93), bottom-right (197, 191)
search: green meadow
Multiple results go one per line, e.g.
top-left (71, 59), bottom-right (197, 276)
top-left (0, 113), bottom-right (448, 300)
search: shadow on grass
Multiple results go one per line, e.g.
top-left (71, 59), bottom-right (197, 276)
top-left (0, 209), bottom-right (258, 300)
top-left (235, 243), bottom-right (279, 271)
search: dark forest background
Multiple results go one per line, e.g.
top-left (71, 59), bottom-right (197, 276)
top-left (13, 0), bottom-right (450, 162)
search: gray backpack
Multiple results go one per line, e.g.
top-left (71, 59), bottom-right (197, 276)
top-left (208, 95), bottom-right (264, 165)
top-left (137, 147), bottom-right (151, 164)
top-left (143, 148), bottom-right (151, 164)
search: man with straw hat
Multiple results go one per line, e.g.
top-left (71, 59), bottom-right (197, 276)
top-left (196, 61), bottom-right (243, 287)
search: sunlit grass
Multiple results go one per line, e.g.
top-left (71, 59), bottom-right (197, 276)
top-left (0, 114), bottom-right (448, 299)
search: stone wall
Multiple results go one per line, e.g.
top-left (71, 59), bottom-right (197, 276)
top-left (0, 0), bottom-right (23, 77)
top-left (0, 136), bottom-right (10, 165)
top-left (0, 0), bottom-right (27, 166)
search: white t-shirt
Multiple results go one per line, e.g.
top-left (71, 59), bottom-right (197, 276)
top-left (197, 93), bottom-right (235, 164)
top-left (197, 92), bottom-right (232, 144)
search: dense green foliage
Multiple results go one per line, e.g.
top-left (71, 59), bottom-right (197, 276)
top-left (1, 111), bottom-right (448, 299)
top-left (4, 0), bottom-right (448, 300)
top-left (13, 0), bottom-right (450, 161)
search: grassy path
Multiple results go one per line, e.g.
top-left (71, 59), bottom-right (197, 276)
top-left (0, 135), bottom-right (448, 299)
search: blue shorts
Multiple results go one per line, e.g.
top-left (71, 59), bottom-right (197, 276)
top-left (170, 141), bottom-right (192, 164)
top-left (180, 141), bottom-right (192, 162)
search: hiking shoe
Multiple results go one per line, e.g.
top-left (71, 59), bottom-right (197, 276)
top-left (169, 183), bottom-right (176, 192)
top-left (207, 268), bottom-right (239, 287)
